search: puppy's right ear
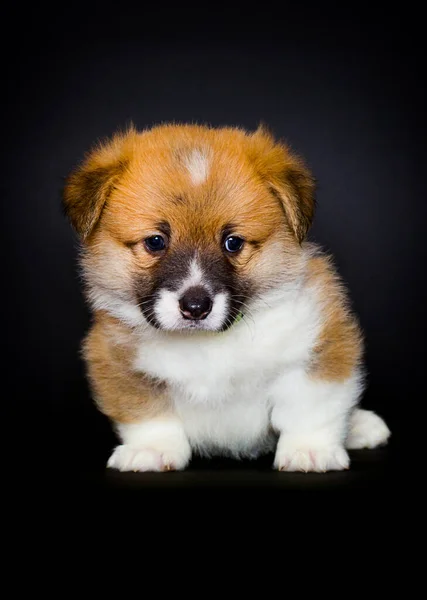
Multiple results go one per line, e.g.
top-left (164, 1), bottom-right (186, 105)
top-left (63, 128), bottom-right (136, 240)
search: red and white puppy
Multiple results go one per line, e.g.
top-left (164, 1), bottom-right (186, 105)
top-left (64, 124), bottom-right (390, 472)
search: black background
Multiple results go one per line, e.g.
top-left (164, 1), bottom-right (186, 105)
top-left (5, 4), bottom-right (425, 497)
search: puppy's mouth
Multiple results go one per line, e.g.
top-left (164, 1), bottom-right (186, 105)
top-left (138, 287), bottom-right (244, 333)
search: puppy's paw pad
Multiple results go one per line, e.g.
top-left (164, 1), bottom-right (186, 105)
top-left (275, 446), bottom-right (350, 473)
top-left (346, 410), bottom-right (391, 450)
top-left (107, 445), bottom-right (187, 472)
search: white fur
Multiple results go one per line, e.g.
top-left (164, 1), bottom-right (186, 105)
top-left (90, 290), bottom-right (144, 328)
top-left (346, 408), bottom-right (391, 449)
top-left (108, 419), bottom-right (191, 472)
top-left (184, 149), bottom-right (211, 185)
top-left (176, 397), bottom-right (276, 458)
top-left (82, 245), bottom-right (147, 328)
top-left (154, 289), bottom-right (181, 329)
top-left (271, 370), bottom-right (362, 471)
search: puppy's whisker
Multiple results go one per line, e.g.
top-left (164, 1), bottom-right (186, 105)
top-left (232, 300), bottom-right (256, 321)
top-left (142, 309), bottom-right (157, 325)
top-left (136, 299), bottom-right (156, 308)
top-left (242, 316), bottom-right (255, 339)
top-left (229, 305), bottom-right (255, 333)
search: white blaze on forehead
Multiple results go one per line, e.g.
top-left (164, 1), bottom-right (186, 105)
top-left (183, 148), bottom-right (211, 185)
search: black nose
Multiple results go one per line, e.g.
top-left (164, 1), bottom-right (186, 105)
top-left (179, 287), bottom-right (213, 320)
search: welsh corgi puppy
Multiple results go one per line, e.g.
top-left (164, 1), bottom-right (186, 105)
top-left (64, 124), bottom-right (390, 472)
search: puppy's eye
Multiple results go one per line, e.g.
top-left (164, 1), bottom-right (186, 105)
top-left (224, 236), bottom-right (244, 253)
top-left (144, 235), bottom-right (166, 252)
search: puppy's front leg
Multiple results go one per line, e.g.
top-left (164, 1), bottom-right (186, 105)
top-left (270, 369), bottom-right (361, 472)
top-left (84, 321), bottom-right (191, 472)
top-left (108, 417), bottom-right (191, 473)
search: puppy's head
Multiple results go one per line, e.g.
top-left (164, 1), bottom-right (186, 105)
top-left (63, 124), bottom-right (315, 332)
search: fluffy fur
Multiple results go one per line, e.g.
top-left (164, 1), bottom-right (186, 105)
top-left (64, 123), bottom-right (390, 472)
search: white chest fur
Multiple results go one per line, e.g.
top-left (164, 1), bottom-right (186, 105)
top-left (132, 286), bottom-right (321, 456)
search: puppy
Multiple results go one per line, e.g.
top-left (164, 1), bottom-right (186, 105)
top-left (63, 123), bottom-right (390, 472)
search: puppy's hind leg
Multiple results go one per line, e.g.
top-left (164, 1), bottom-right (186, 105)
top-left (346, 408), bottom-right (391, 450)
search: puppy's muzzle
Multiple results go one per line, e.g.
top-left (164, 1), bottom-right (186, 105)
top-left (179, 286), bottom-right (213, 320)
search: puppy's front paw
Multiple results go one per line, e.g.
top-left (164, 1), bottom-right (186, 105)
top-left (346, 409), bottom-right (391, 450)
top-left (107, 441), bottom-right (191, 472)
top-left (274, 444), bottom-right (350, 473)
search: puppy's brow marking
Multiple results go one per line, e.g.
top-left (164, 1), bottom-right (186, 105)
top-left (183, 148), bottom-right (211, 185)
top-left (249, 240), bottom-right (262, 250)
top-left (221, 223), bottom-right (238, 239)
top-left (156, 221), bottom-right (171, 237)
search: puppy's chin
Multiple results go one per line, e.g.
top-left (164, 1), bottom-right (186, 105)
top-left (145, 317), bottom-right (232, 333)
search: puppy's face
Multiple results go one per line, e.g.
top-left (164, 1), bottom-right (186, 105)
top-left (64, 125), bottom-right (315, 332)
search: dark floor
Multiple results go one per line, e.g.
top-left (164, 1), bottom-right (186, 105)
top-left (43, 396), bottom-right (399, 499)
top-left (52, 445), bottom-right (396, 499)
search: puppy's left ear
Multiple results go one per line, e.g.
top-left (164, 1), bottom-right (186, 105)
top-left (248, 126), bottom-right (316, 243)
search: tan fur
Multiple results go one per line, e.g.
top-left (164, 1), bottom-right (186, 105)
top-left (83, 312), bottom-right (170, 423)
top-left (65, 123), bottom-right (360, 425)
top-left (307, 252), bottom-right (363, 381)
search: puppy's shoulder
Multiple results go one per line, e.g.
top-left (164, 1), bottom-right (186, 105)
top-left (303, 243), bottom-right (364, 381)
top-left (303, 243), bottom-right (344, 295)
